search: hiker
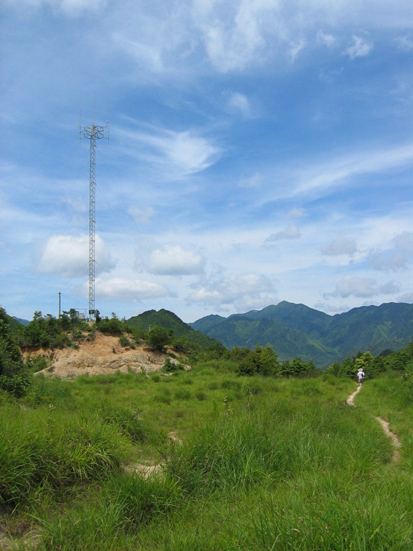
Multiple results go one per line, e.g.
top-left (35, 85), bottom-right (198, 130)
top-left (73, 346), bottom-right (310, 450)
top-left (357, 368), bottom-right (365, 384)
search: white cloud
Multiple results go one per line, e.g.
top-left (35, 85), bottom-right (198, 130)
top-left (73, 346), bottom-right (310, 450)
top-left (119, 125), bottom-right (222, 178)
top-left (288, 38), bottom-right (306, 61)
top-left (226, 91), bottom-right (252, 118)
top-left (263, 225), bottom-right (301, 246)
top-left (346, 35), bottom-right (373, 59)
top-left (317, 31), bottom-right (336, 48)
top-left (38, 234), bottom-right (116, 277)
top-left (321, 235), bottom-right (357, 256)
top-left (194, 0), bottom-right (279, 72)
top-left (365, 232), bottom-right (413, 272)
top-left (334, 275), bottom-right (378, 298)
top-left (149, 245), bottom-right (205, 275)
top-left (393, 231), bottom-right (413, 253)
top-left (288, 207), bottom-right (307, 218)
top-left (96, 278), bottom-right (169, 301)
top-left (367, 250), bottom-right (407, 272)
top-left (294, 143), bottom-right (413, 197)
top-left (397, 35), bottom-right (413, 51)
top-left (188, 272), bottom-right (275, 311)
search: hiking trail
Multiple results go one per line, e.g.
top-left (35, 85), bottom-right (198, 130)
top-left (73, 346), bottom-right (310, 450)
top-left (347, 383), bottom-right (401, 462)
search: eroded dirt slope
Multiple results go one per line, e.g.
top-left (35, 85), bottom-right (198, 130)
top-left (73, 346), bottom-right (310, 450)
top-left (24, 332), bottom-right (181, 379)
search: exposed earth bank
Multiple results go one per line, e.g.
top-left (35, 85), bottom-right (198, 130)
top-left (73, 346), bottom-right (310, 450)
top-left (23, 331), bottom-right (186, 379)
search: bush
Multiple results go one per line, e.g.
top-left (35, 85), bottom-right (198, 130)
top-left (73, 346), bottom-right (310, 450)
top-left (148, 326), bottom-right (172, 351)
top-left (26, 355), bottom-right (48, 373)
top-left (119, 335), bottom-right (131, 347)
top-left (163, 358), bottom-right (179, 372)
top-left (238, 346), bottom-right (280, 377)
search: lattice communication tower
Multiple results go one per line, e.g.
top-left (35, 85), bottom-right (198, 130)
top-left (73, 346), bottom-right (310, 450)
top-left (78, 113), bottom-right (109, 321)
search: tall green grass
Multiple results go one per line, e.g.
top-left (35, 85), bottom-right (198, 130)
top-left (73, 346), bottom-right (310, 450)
top-left (0, 401), bottom-right (132, 507)
top-left (1, 371), bottom-right (412, 550)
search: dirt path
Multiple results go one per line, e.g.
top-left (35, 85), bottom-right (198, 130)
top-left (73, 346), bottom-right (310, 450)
top-left (375, 416), bottom-right (401, 462)
top-left (347, 384), bottom-right (401, 462)
top-left (346, 383), bottom-right (362, 406)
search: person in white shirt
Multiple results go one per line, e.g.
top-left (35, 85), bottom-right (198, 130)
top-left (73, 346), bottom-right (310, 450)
top-left (357, 369), bottom-right (365, 384)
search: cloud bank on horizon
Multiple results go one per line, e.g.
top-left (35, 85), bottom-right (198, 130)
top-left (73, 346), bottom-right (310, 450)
top-left (1, 0), bottom-right (413, 323)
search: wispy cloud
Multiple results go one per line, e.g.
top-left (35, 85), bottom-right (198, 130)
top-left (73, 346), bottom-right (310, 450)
top-left (346, 35), bottom-right (373, 59)
top-left (263, 225), bottom-right (301, 247)
top-left (4, 0), bottom-right (107, 15)
top-left (317, 31), bottom-right (336, 48)
top-left (293, 143), bottom-right (413, 197)
top-left (321, 235), bottom-right (357, 256)
top-left (117, 123), bottom-right (222, 179)
top-left (225, 91), bottom-right (253, 118)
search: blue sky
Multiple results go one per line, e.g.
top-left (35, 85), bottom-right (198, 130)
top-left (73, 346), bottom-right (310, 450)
top-left (1, 0), bottom-right (413, 323)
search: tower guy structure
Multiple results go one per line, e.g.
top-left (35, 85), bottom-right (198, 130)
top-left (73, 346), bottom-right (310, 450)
top-left (79, 112), bottom-right (109, 321)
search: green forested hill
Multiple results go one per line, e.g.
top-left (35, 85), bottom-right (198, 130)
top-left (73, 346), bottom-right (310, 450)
top-left (190, 301), bottom-right (413, 367)
top-left (126, 309), bottom-right (224, 351)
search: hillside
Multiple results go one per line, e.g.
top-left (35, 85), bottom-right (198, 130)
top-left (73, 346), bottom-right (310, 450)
top-left (190, 301), bottom-right (413, 367)
top-left (126, 309), bottom-right (225, 351)
top-left (23, 330), bottom-right (184, 378)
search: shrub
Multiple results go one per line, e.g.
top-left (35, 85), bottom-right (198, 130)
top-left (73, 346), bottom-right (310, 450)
top-left (148, 326), bottom-right (172, 351)
top-left (119, 335), bottom-right (130, 347)
top-left (163, 358), bottom-right (179, 372)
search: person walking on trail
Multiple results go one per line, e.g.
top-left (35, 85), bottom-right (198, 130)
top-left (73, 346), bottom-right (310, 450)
top-left (357, 368), bottom-right (365, 384)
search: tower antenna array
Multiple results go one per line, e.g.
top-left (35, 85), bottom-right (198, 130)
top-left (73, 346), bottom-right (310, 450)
top-left (78, 108), bottom-right (109, 321)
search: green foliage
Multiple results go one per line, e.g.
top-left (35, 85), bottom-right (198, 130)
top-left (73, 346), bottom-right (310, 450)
top-left (127, 308), bottom-right (225, 353)
top-left (163, 357), bottom-right (178, 372)
top-left (97, 316), bottom-right (130, 336)
top-left (119, 335), bottom-right (131, 347)
top-left (13, 310), bottom-right (92, 349)
top-left (238, 345), bottom-right (280, 376)
top-left (0, 307), bottom-right (31, 398)
top-left (327, 340), bottom-right (413, 385)
top-left (148, 325), bottom-right (172, 351)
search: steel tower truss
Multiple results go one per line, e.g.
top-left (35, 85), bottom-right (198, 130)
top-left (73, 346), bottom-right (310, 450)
top-left (79, 121), bottom-right (108, 321)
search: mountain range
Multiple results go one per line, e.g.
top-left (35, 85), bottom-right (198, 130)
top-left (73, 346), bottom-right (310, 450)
top-left (189, 301), bottom-right (413, 368)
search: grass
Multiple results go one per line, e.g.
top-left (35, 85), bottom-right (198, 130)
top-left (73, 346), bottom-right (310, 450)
top-left (0, 368), bottom-right (412, 550)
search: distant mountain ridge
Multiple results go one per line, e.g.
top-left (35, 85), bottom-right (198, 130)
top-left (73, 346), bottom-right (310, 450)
top-left (190, 301), bottom-right (413, 368)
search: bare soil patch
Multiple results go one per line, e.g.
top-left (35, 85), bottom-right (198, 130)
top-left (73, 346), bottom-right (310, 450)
top-left (23, 332), bottom-right (187, 379)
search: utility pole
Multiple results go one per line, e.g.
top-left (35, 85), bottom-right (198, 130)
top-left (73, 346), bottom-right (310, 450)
top-left (78, 104), bottom-right (109, 321)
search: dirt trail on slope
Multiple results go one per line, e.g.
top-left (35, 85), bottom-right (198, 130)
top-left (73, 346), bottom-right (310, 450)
top-left (347, 384), bottom-right (401, 462)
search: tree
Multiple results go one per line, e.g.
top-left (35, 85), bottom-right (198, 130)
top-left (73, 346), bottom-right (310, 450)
top-left (147, 325), bottom-right (171, 351)
top-left (0, 307), bottom-right (31, 397)
top-left (238, 345), bottom-right (280, 376)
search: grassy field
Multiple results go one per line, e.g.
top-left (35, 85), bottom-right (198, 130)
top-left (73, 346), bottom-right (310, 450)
top-left (0, 364), bottom-right (412, 550)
